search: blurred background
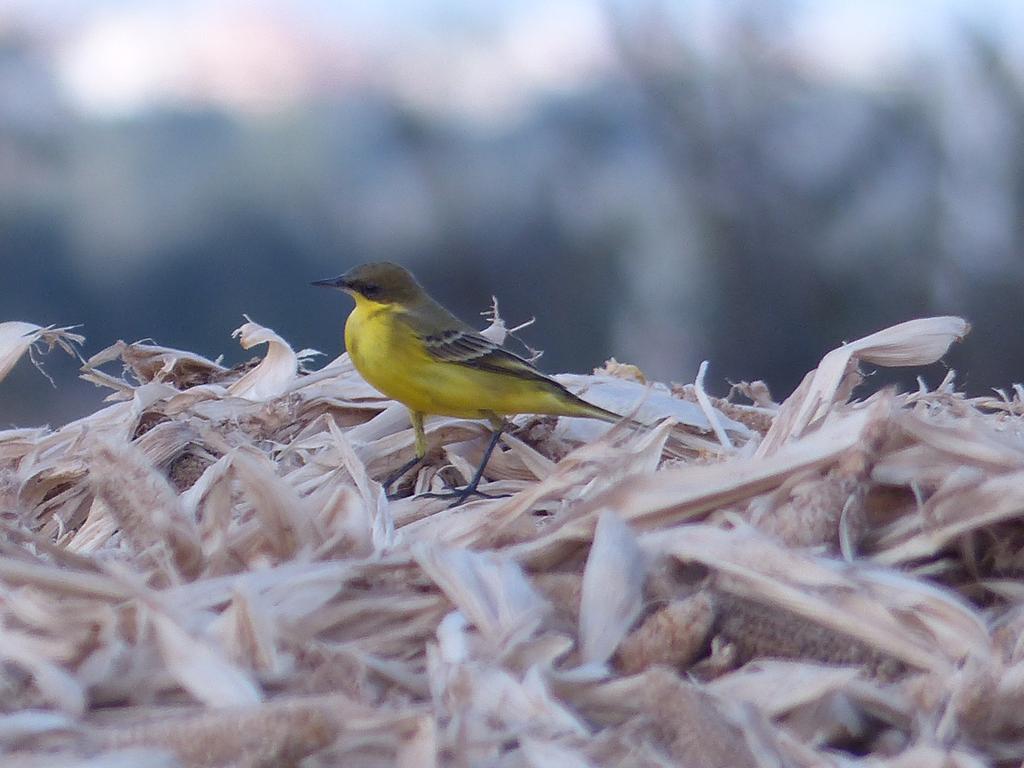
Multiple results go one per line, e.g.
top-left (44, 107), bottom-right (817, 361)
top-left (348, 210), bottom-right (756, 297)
top-left (2, 0), bottom-right (1024, 427)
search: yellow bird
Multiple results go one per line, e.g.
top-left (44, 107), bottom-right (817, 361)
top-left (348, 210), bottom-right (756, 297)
top-left (313, 262), bottom-right (620, 501)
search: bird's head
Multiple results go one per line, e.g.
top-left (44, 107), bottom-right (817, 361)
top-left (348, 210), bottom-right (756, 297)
top-left (312, 262), bottom-right (423, 306)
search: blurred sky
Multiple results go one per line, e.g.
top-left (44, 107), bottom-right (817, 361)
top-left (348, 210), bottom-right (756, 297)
top-left (2, 0), bottom-right (1024, 426)
top-left (8, 0), bottom-right (1024, 120)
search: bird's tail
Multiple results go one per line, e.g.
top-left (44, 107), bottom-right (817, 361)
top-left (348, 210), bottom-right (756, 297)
top-left (578, 398), bottom-right (625, 424)
top-left (555, 386), bottom-right (630, 424)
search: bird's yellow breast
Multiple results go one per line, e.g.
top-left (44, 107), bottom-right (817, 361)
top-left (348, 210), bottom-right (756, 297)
top-left (344, 297), bottom-right (479, 418)
top-left (343, 296), bottom-right (578, 420)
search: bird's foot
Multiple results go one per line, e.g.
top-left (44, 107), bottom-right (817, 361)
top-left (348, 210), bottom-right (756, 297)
top-left (391, 423), bottom-right (513, 506)
top-left (428, 423), bottom-right (513, 506)
top-left (381, 456), bottom-right (424, 498)
top-left (418, 477), bottom-right (511, 507)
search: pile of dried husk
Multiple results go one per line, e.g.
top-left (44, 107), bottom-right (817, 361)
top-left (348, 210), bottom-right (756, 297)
top-left (1, 313), bottom-right (1022, 768)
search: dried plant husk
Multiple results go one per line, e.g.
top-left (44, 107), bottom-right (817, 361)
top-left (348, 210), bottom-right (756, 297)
top-left (6, 313), bottom-right (1024, 766)
top-left (0, 323), bottom-right (83, 385)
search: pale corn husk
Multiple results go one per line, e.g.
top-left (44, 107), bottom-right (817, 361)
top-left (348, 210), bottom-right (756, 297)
top-left (5, 313), bottom-right (1024, 766)
top-left (0, 322), bottom-right (84, 385)
top-left (228, 318), bottom-right (298, 401)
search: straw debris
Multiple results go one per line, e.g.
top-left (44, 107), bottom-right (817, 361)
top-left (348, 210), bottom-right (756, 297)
top-left (1, 313), bottom-right (1022, 765)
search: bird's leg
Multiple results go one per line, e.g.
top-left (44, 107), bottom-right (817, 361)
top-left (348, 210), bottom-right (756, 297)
top-left (453, 422), bottom-right (504, 503)
top-left (422, 413), bottom-right (511, 506)
top-left (382, 411), bottom-right (426, 496)
top-left (382, 456), bottom-right (421, 496)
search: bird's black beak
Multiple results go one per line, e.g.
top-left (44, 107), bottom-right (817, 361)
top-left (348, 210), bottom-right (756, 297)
top-left (311, 275), bottom-right (349, 290)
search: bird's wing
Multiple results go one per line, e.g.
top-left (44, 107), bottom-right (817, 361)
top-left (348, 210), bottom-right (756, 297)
top-left (422, 327), bottom-right (501, 362)
top-left (421, 326), bottom-right (549, 381)
top-left (395, 300), bottom-right (548, 382)
top-left (395, 298), bottom-right (556, 384)
top-left (395, 302), bottom-right (621, 423)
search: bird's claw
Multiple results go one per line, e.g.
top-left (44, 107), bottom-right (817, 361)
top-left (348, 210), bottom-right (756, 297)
top-left (380, 455), bottom-right (425, 498)
top-left (418, 478), bottom-right (510, 506)
top-left (383, 471), bottom-right (508, 505)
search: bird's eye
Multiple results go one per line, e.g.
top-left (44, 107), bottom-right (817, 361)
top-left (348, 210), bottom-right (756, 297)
top-left (362, 283), bottom-right (381, 298)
